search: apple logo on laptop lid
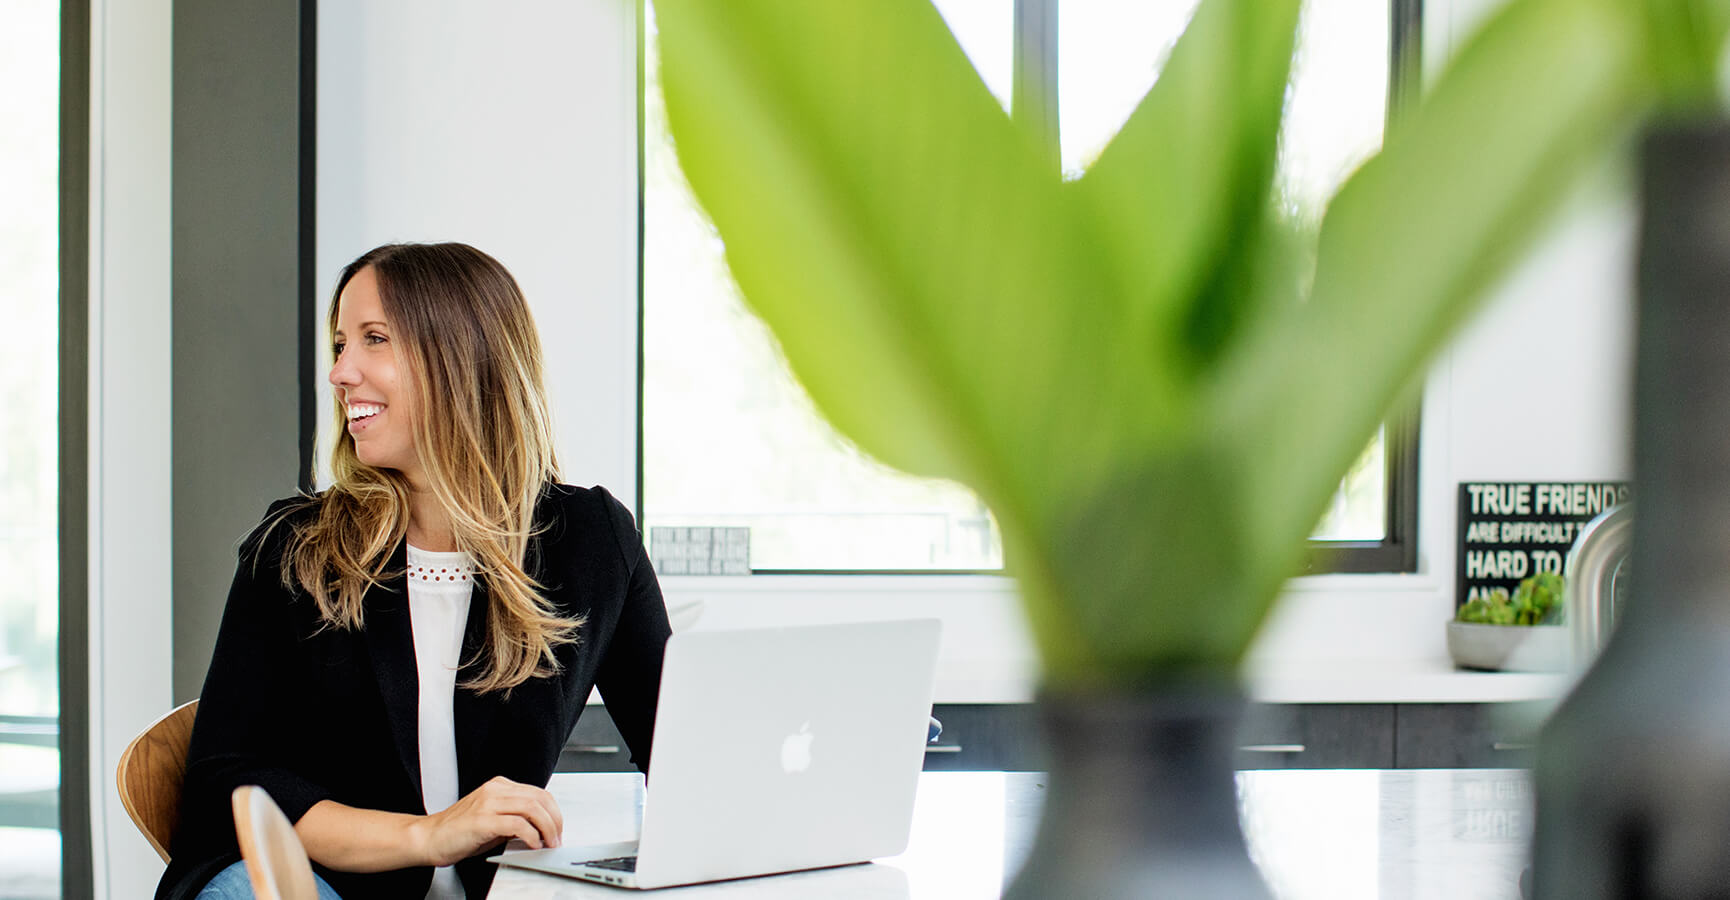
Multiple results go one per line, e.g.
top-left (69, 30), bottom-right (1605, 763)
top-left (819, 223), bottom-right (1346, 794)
top-left (780, 722), bottom-right (814, 774)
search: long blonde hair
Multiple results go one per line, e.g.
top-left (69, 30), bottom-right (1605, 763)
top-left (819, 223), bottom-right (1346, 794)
top-left (278, 242), bottom-right (580, 694)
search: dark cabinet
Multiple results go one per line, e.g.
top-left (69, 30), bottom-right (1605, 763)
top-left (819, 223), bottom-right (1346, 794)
top-left (919, 703), bottom-right (1397, 770)
top-left (556, 705), bottom-right (636, 772)
top-left (556, 701), bottom-right (1544, 773)
top-left (920, 703), bottom-right (1045, 771)
top-left (1392, 702), bottom-right (1546, 769)
top-left (922, 703), bottom-right (1399, 770)
top-left (1235, 703), bottom-right (1395, 769)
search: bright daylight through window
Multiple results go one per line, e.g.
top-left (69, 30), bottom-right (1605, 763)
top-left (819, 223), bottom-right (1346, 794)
top-left (644, 0), bottom-right (1393, 571)
top-left (0, 1), bottom-right (65, 896)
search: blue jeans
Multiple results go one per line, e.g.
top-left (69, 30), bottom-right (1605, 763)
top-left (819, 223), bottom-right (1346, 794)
top-left (196, 860), bottom-right (344, 900)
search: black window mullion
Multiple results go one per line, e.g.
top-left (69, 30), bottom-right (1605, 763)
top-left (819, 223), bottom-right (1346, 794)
top-left (59, 0), bottom-right (94, 894)
top-left (1388, 0), bottom-right (1424, 130)
top-left (1013, 0), bottom-right (1059, 169)
top-left (1311, 0), bottom-right (1425, 573)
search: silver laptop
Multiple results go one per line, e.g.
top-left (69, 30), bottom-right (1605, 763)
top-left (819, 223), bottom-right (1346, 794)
top-left (490, 618), bottom-right (942, 889)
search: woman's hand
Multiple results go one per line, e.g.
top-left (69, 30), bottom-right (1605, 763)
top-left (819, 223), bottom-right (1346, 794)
top-left (413, 776), bottom-right (565, 866)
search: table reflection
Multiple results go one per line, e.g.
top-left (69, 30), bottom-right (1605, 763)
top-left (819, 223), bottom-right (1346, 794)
top-left (491, 769), bottom-right (1533, 899)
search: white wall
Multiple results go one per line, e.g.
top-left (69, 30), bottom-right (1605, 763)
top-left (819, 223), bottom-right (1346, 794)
top-left (314, 0), bottom-right (640, 498)
top-left (87, 0), bottom-right (176, 894)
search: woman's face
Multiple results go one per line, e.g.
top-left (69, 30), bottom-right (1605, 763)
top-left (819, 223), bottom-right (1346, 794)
top-left (329, 266), bottom-right (423, 484)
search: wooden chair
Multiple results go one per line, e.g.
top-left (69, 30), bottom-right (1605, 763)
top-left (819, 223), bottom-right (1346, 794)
top-left (232, 785), bottom-right (318, 900)
top-left (115, 699), bottom-right (198, 862)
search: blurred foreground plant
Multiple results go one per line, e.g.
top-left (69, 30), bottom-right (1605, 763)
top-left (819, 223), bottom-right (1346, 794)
top-left (653, 0), bottom-right (1727, 688)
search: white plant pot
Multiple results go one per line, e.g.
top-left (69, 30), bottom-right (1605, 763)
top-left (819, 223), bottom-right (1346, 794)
top-left (1446, 621), bottom-right (1569, 672)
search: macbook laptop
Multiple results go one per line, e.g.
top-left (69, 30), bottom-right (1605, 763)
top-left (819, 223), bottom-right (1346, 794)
top-left (490, 618), bottom-right (942, 889)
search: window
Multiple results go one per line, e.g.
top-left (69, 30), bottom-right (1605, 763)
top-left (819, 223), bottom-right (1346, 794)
top-left (641, 0), bottom-right (1013, 572)
top-left (1, 0), bottom-right (67, 894)
top-left (642, 0), bottom-right (1420, 573)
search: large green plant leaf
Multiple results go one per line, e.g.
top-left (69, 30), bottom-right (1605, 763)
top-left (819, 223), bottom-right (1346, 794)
top-left (1212, 0), bottom-right (1674, 605)
top-left (655, 0), bottom-right (1723, 686)
top-left (1644, 0), bottom-right (1730, 110)
top-left (657, 0), bottom-right (1307, 680)
top-left (655, 0), bottom-right (1116, 566)
top-left (1075, 0), bottom-right (1301, 374)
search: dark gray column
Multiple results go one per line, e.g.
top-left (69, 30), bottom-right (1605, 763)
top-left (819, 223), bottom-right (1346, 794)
top-left (172, 0), bottom-right (313, 701)
top-left (60, 0), bottom-right (92, 892)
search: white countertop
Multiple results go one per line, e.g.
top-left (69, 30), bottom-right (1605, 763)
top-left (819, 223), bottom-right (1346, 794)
top-left (490, 769), bottom-right (1536, 899)
top-left (1243, 657), bottom-right (1574, 705)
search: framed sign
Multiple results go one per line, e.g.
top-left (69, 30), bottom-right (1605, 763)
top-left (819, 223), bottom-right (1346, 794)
top-left (1456, 482), bottom-right (1630, 608)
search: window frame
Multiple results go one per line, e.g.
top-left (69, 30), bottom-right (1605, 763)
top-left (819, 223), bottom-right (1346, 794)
top-left (1302, 0), bottom-right (1425, 575)
top-left (59, 0), bottom-right (95, 892)
top-left (636, 0), bottom-right (1424, 576)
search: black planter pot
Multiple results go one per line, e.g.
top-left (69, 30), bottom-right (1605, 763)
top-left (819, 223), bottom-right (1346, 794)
top-left (1532, 120), bottom-right (1730, 898)
top-left (1002, 690), bottom-right (1272, 899)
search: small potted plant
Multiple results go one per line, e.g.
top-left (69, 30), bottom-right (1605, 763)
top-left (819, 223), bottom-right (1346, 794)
top-left (1449, 572), bottom-right (1570, 671)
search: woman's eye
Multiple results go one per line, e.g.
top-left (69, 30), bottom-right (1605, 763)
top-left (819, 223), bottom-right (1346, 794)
top-left (365, 332), bottom-right (387, 345)
top-left (331, 342), bottom-right (345, 357)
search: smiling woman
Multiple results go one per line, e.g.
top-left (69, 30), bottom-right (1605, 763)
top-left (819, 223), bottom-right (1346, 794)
top-left (292, 244), bottom-right (575, 665)
top-left (157, 243), bottom-right (673, 900)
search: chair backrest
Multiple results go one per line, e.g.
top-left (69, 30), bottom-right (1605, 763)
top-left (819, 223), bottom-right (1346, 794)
top-left (115, 699), bottom-right (199, 862)
top-left (232, 785), bottom-right (319, 900)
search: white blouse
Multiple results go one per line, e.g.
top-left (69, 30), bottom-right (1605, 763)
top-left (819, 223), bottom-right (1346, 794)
top-left (406, 544), bottom-right (475, 900)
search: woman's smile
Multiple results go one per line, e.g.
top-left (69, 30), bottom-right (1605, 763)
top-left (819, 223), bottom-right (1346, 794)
top-left (346, 401), bottom-right (388, 434)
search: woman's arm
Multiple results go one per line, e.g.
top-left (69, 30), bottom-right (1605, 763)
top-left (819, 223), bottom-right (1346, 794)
top-left (295, 776), bottom-right (564, 871)
top-left (181, 503), bottom-right (336, 832)
top-left (186, 503), bottom-right (564, 875)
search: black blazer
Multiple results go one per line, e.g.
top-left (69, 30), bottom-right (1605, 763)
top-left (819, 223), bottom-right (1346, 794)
top-left (156, 484), bottom-right (671, 900)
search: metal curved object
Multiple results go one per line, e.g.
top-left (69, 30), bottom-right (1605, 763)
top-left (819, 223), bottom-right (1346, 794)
top-left (1563, 503), bottom-right (1632, 666)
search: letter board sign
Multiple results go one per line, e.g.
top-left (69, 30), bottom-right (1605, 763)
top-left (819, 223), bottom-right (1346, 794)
top-left (1456, 482), bottom-right (1630, 609)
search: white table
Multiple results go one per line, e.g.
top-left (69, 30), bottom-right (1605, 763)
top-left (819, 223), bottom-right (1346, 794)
top-left (489, 769), bottom-right (1533, 899)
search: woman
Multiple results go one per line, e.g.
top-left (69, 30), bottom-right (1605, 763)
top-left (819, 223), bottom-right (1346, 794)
top-left (157, 243), bottom-right (671, 899)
